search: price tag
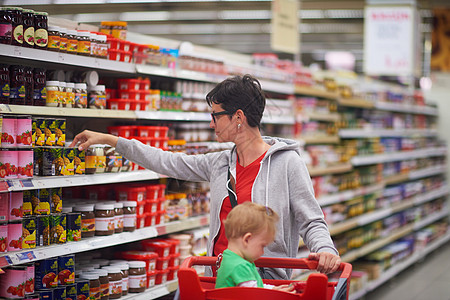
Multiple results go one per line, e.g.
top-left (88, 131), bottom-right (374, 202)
top-left (13, 47), bottom-right (21, 57)
top-left (156, 225), bottom-right (167, 235)
top-left (0, 104), bottom-right (11, 112)
top-left (0, 181), bottom-right (9, 192)
top-left (58, 53), bottom-right (64, 62)
top-left (20, 179), bottom-right (34, 188)
top-left (16, 251), bottom-right (36, 261)
top-left (0, 256), bottom-right (12, 268)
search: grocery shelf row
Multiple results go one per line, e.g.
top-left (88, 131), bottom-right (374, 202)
top-left (339, 128), bottom-right (438, 138)
top-left (0, 215), bottom-right (209, 267)
top-left (121, 280), bottom-right (178, 300)
top-left (317, 182), bottom-right (385, 206)
top-left (350, 147), bottom-right (446, 166)
top-left (349, 231), bottom-right (450, 300)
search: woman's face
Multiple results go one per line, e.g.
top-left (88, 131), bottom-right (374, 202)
top-left (210, 103), bottom-right (236, 143)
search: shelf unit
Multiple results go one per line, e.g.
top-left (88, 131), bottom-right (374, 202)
top-left (121, 280), bottom-right (178, 300)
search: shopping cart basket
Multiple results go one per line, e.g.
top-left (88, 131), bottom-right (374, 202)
top-left (178, 256), bottom-right (352, 300)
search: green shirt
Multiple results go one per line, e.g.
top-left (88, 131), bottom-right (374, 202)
top-left (215, 249), bottom-right (264, 288)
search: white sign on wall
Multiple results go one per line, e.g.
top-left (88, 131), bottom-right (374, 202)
top-left (271, 0), bottom-right (300, 54)
top-left (363, 6), bottom-right (415, 76)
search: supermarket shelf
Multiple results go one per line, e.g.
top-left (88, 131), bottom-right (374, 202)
top-left (261, 114), bottom-right (295, 125)
top-left (413, 185), bottom-right (449, 205)
top-left (121, 280), bottom-right (178, 300)
top-left (384, 173), bottom-right (410, 185)
top-left (0, 44), bottom-right (135, 74)
top-left (0, 104), bottom-right (137, 119)
top-left (136, 64), bottom-right (226, 84)
top-left (302, 112), bottom-right (341, 122)
top-left (308, 163), bottom-right (353, 177)
top-left (259, 79), bottom-right (295, 95)
top-left (337, 98), bottom-right (375, 109)
top-left (294, 86), bottom-right (339, 100)
top-left (374, 102), bottom-right (438, 116)
top-left (317, 182), bottom-right (385, 207)
top-left (0, 215), bottom-right (209, 267)
top-left (349, 231), bottom-right (450, 300)
top-left (3, 170), bottom-right (162, 192)
top-left (299, 135), bottom-right (340, 145)
top-left (385, 165), bottom-right (447, 185)
top-left (135, 110), bottom-right (211, 122)
top-left (350, 147), bottom-right (447, 166)
top-left (414, 208), bottom-right (449, 230)
top-left (339, 128), bottom-right (438, 138)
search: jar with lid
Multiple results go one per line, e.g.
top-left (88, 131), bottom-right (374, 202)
top-left (110, 263), bottom-right (129, 296)
top-left (80, 273), bottom-right (100, 300)
top-left (66, 29), bottom-right (78, 54)
top-left (58, 81), bottom-right (66, 107)
top-left (128, 261), bottom-right (146, 293)
top-left (101, 266), bottom-right (122, 299)
top-left (47, 25), bottom-right (60, 52)
top-left (0, 7), bottom-right (12, 44)
top-left (33, 68), bottom-right (46, 106)
top-left (94, 203), bottom-right (115, 236)
top-left (74, 204), bottom-right (95, 238)
top-left (122, 201), bottom-right (137, 232)
top-left (87, 269), bottom-right (109, 300)
top-left (77, 31), bottom-right (91, 56)
top-left (33, 11), bottom-right (48, 49)
top-left (59, 27), bottom-right (68, 53)
top-left (114, 202), bottom-right (124, 234)
top-left (88, 85), bottom-right (106, 109)
top-left (5, 7), bottom-right (23, 46)
top-left (9, 65), bottom-right (25, 105)
top-left (0, 64), bottom-right (10, 104)
top-left (96, 34), bottom-right (108, 58)
top-left (24, 67), bottom-right (33, 106)
top-left (66, 82), bottom-right (75, 107)
top-left (74, 82), bottom-right (87, 108)
top-left (85, 145), bottom-right (106, 174)
top-left (90, 32), bottom-right (98, 57)
top-left (111, 21), bottom-right (127, 40)
top-left (22, 9), bottom-right (34, 48)
top-left (100, 21), bottom-right (112, 35)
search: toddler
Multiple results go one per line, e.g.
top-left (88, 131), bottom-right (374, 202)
top-left (215, 202), bottom-right (294, 292)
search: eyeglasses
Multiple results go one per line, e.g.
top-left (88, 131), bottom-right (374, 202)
top-left (211, 110), bottom-right (234, 123)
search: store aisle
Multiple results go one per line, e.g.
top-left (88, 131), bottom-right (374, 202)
top-left (364, 241), bottom-right (450, 300)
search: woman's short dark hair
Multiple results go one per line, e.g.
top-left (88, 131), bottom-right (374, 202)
top-left (206, 74), bottom-right (265, 128)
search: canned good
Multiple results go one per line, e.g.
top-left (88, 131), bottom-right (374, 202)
top-left (8, 191), bottom-right (23, 221)
top-left (7, 222), bottom-right (22, 251)
top-left (62, 148), bottom-right (75, 176)
top-left (54, 119), bottom-right (65, 147)
top-left (53, 286), bottom-right (66, 300)
top-left (58, 255), bottom-right (75, 285)
top-left (36, 189), bottom-right (50, 215)
top-left (66, 284), bottom-right (77, 300)
top-left (38, 289), bottom-right (53, 300)
top-left (25, 263), bottom-right (35, 295)
top-left (44, 119), bottom-right (56, 146)
top-left (50, 187), bottom-right (62, 213)
top-left (66, 212), bottom-right (81, 242)
top-left (36, 215), bottom-right (50, 246)
top-left (0, 266), bottom-right (27, 298)
top-left (22, 216), bottom-right (36, 249)
top-left (16, 115), bottom-right (32, 147)
top-left (76, 280), bottom-right (90, 300)
top-left (35, 258), bottom-right (58, 289)
top-left (33, 118), bottom-right (46, 147)
top-left (33, 147), bottom-right (43, 176)
top-left (50, 213), bottom-right (66, 244)
top-left (74, 148), bottom-right (85, 175)
top-left (2, 116), bottom-right (17, 147)
top-left (0, 224), bottom-right (7, 252)
top-left (18, 149), bottom-right (33, 178)
top-left (42, 147), bottom-right (64, 176)
top-left (0, 149), bottom-right (19, 179)
top-left (22, 190), bottom-right (33, 216)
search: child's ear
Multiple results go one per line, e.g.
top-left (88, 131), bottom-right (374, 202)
top-left (243, 232), bottom-right (252, 245)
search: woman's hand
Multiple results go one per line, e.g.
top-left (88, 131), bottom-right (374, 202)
top-left (69, 130), bottom-right (118, 151)
top-left (272, 284), bottom-right (295, 293)
top-left (308, 252), bottom-right (341, 274)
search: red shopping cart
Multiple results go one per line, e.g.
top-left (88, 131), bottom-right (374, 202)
top-left (178, 256), bottom-right (352, 300)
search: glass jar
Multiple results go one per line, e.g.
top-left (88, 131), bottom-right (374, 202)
top-left (58, 81), bottom-right (66, 107)
top-left (111, 21), bottom-right (127, 40)
top-left (122, 201), bottom-right (137, 232)
top-left (7, 7), bottom-right (23, 46)
top-left (77, 31), bottom-right (91, 56)
top-left (94, 203), bottom-right (115, 236)
top-left (59, 27), bottom-right (68, 53)
top-left (0, 64), bottom-right (10, 104)
top-left (33, 11), bottom-right (48, 49)
top-left (97, 34), bottom-right (108, 58)
top-left (90, 32), bottom-right (98, 57)
top-left (110, 264), bottom-right (129, 296)
top-left (66, 29), bottom-right (78, 54)
top-left (99, 21), bottom-right (112, 35)
top-left (0, 7), bottom-right (12, 44)
top-left (9, 65), bottom-right (25, 105)
top-left (87, 269), bottom-right (109, 300)
top-left (22, 9), bottom-right (34, 48)
top-left (114, 202), bottom-right (124, 234)
top-left (47, 25), bottom-right (60, 52)
top-left (74, 82), bottom-right (87, 108)
top-left (88, 85), bottom-right (106, 109)
top-left (74, 204), bottom-right (95, 238)
top-left (24, 67), bottom-right (33, 106)
top-left (33, 68), bottom-right (46, 106)
top-left (128, 261), bottom-right (146, 293)
top-left (101, 266), bottom-right (122, 299)
top-left (80, 273), bottom-right (100, 300)
top-left (66, 82), bottom-right (75, 107)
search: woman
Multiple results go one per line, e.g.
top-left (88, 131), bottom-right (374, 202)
top-left (70, 75), bottom-right (340, 279)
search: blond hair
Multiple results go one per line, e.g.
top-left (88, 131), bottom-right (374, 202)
top-left (224, 202), bottom-right (279, 240)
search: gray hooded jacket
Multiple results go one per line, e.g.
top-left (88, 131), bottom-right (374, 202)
top-left (116, 136), bottom-right (338, 279)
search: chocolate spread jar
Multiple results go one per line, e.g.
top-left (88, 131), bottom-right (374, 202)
top-left (128, 261), bottom-right (146, 293)
top-left (74, 204), bottom-right (95, 238)
top-left (94, 203), bottom-right (115, 236)
top-left (101, 266), bottom-right (122, 299)
top-left (80, 273), bottom-right (100, 300)
top-left (88, 269), bottom-right (109, 300)
top-left (110, 263), bottom-right (129, 296)
top-left (113, 202), bottom-right (123, 234)
top-left (122, 201), bottom-right (137, 232)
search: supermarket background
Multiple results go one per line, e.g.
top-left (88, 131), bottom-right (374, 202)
top-left (1, 0), bottom-right (450, 299)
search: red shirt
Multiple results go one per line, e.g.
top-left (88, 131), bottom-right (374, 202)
top-left (213, 151), bottom-right (266, 256)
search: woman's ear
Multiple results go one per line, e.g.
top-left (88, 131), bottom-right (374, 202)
top-left (235, 109), bottom-right (245, 121)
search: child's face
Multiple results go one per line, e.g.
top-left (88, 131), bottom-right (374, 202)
top-left (243, 230), bottom-right (274, 263)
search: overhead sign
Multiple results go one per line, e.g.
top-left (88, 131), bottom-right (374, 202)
top-left (364, 6), bottom-right (415, 76)
top-left (271, 0), bottom-right (300, 54)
